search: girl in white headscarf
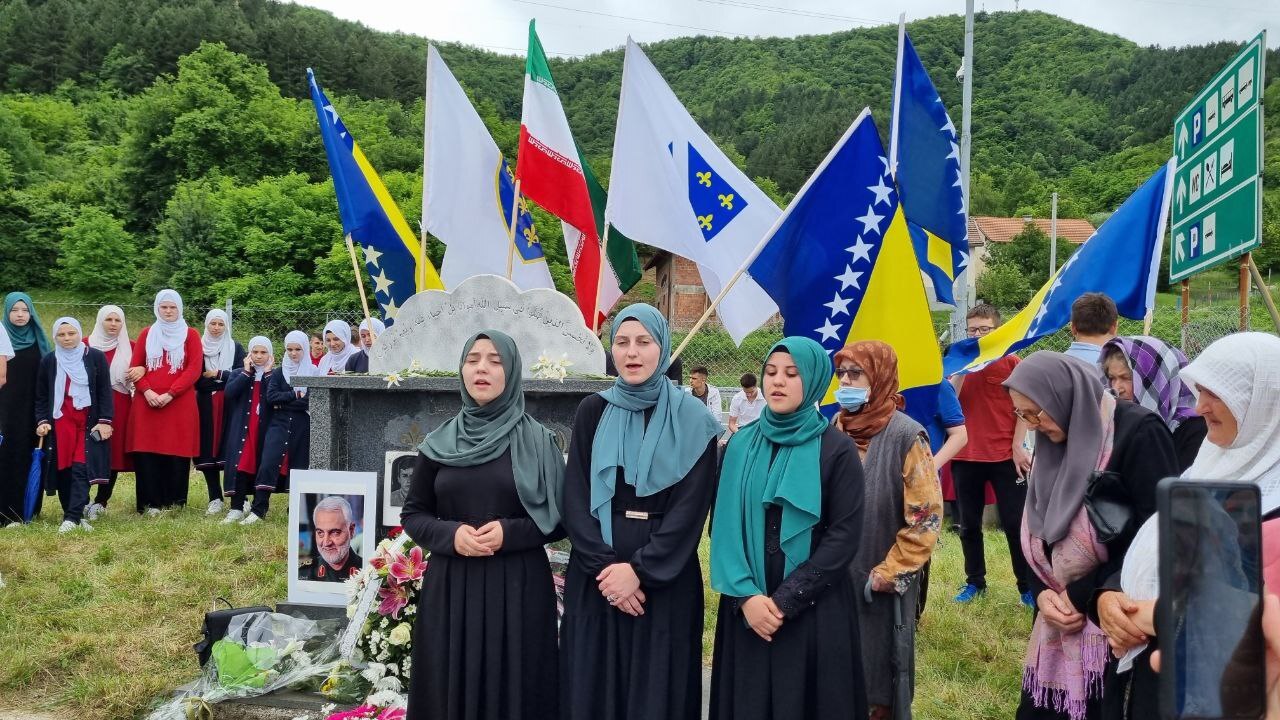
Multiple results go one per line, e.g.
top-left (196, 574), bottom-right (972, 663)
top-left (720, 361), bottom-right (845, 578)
top-left (84, 305), bottom-right (133, 519)
top-left (344, 317), bottom-right (386, 373)
top-left (126, 289), bottom-right (203, 515)
top-left (317, 319), bottom-right (359, 375)
top-left (219, 336), bottom-right (274, 526)
top-left (250, 331), bottom-right (314, 522)
top-left (194, 308), bottom-right (245, 516)
top-left (1094, 332), bottom-right (1280, 720)
top-left (34, 318), bottom-right (113, 532)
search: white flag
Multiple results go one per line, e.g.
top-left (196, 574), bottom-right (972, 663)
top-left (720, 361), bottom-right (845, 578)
top-left (424, 45), bottom-right (555, 292)
top-left (606, 39), bottom-right (778, 343)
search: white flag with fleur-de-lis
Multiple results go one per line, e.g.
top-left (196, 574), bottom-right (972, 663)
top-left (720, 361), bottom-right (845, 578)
top-left (606, 39), bottom-right (778, 343)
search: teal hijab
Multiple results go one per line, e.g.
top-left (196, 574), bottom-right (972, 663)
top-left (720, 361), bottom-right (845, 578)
top-left (3, 292), bottom-right (50, 354)
top-left (711, 336), bottom-right (830, 597)
top-left (590, 304), bottom-right (722, 546)
top-left (418, 330), bottom-right (565, 535)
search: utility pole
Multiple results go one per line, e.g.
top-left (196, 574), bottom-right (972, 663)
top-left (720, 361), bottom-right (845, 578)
top-left (1049, 191), bottom-right (1058, 275)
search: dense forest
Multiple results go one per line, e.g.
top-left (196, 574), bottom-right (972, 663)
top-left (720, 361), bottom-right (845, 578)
top-left (0, 0), bottom-right (1277, 315)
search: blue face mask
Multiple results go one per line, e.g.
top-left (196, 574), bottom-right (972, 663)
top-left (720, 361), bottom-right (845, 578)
top-left (835, 386), bottom-right (869, 412)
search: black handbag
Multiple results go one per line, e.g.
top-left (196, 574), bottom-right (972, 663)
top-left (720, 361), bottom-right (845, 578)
top-left (193, 597), bottom-right (272, 667)
top-left (1084, 470), bottom-right (1132, 544)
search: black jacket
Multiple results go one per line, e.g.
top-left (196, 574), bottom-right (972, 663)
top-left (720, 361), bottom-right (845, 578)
top-left (33, 347), bottom-right (113, 485)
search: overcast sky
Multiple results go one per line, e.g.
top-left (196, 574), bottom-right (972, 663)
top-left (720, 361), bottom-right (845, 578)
top-left (293, 0), bottom-right (1278, 58)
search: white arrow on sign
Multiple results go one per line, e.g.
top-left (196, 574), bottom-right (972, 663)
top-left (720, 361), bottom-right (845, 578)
top-left (1175, 232), bottom-right (1186, 262)
top-left (1177, 123), bottom-right (1189, 156)
top-left (1176, 177), bottom-right (1187, 212)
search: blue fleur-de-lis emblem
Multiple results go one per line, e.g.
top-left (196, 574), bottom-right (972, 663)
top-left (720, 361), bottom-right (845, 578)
top-left (677, 143), bottom-right (749, 242)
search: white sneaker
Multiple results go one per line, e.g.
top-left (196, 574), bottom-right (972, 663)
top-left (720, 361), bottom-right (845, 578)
top-left (4, 522), bottom-right (22, 529)
top-left (239, 512), bottom-right (261, 526)
top-left (145, 507), bottom-right (162, 518)
top-left (79, 520), bottom-right (94, 532)
top-left (86, 503), bottom-right (105, 521)
top-left (221, 510), bottom-right (244, 524)
top-left (206, 499), bottom-right (224, 515)
top-left (58, 520), bottom-right (77, 534)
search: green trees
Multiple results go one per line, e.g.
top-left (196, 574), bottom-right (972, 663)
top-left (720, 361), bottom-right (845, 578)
top-left (57, 207), bottom-right (137, 293)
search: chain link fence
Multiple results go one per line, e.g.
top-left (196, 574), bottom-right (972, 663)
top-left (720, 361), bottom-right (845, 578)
top-left (30, 296), bottom-right (1262, 388)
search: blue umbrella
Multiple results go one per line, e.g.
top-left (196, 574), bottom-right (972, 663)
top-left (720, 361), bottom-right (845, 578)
top-left (22, 436), bottom-right (45, 523)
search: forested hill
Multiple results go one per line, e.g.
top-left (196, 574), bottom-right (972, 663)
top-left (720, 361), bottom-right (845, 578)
top-left (1, 0), bottom-right (1277, 314)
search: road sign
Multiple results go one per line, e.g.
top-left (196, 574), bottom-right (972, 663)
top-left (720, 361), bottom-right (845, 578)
top-left (1170, 31), bottom-right (1266, 283)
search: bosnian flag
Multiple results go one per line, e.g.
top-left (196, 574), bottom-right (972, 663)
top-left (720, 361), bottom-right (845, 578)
top-left (517, 21), bottom-right (639, 328)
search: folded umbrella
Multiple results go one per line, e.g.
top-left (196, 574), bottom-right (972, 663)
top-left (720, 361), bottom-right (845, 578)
top-left (891, 577), bottom-right (915, 720)
top-left (22, 436), bottom-right (44, 523)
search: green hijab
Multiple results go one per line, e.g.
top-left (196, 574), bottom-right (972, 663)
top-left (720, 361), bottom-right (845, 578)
top-left (3, 292), bottom-right (50, 354)
top-left (418, 330), bottom-right (565, 535)
top-left (711, 336), bottom-right (830, 597)
top-left (590, 304), bottom-right (722, 546)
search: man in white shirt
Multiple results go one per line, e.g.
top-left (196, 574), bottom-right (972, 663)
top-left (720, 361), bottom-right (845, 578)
top-left (683, 365), bottom-right (722, 417)
top-left (1064, 292), bottom-right (1118, 364)
top-left (727, 372), bottom-right (766, 438)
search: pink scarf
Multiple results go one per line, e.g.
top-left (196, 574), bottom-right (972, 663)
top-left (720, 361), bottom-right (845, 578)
top-left (1021, 394), bottom-right (1116, 720)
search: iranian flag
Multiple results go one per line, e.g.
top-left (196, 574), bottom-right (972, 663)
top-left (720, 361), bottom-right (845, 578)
top-left (516, 21), bottom-right (641, 328)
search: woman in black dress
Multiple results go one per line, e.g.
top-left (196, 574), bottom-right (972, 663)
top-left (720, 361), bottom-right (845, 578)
top-left (561, 303), bottom-right (722, 720)
top-left (709, 336), bottom-right (867, 719)
top-left (0, 292), bottom-right (51, 526)
top-left (194, 308), bottom-right (244, 515)
top-left (401, 329), bottom-right (566, 720)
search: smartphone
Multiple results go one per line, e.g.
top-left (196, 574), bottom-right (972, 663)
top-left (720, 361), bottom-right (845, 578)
top-left (90, 428), bottom-right (103, 443)
top-left (1157, 478), bottom-right (1265, 720)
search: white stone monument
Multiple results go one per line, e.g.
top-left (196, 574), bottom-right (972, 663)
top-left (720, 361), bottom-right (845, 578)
top-left (367, 274), bottom-right (606, 377)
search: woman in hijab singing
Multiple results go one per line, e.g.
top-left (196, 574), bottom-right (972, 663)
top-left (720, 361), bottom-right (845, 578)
top-left (401, 330), bottom-right (566, 720)
top-left (84, 305), bottom-right (134, 519)
top-left (0, 292), bottom-right (51, 525)
top-left (35, 318), bottom-right (112, 533)
top-left (1099, 335), bottom-right (1206, 473)
top-left (1094, 332), bottom-right (1280, 720)
top-left (194, 309), bottom-right (244, 515)
top-left (250, 331), bottom-right (313, 521)
top-left (709, 337), bottom-right (867, 720)
top-left (833, 341), bottom-right (941, 720)
top-left (127, 289), bottom-right (203, 515)
top-left (561, 304), bottom-right (722, 720)
top-left (1003, 352), bottom-right (1178, 720)
top-left (317, 319), bottom-right (359, 376)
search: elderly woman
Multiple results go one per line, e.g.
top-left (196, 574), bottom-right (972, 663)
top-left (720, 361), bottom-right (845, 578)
top-left (1096, 332), bottom-right (1280, 720)
top-left (709, 337), bottom-right (867, 719)
top-left (1099, 335), bottom-right (1206, 472)
top-left (1003, 352), bottom-right (1179, 720)
top-left (833, 341), bottom-right (941, 719)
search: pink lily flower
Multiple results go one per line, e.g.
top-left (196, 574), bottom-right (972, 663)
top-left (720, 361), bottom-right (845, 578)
top-left (377, 583), bottom-right (410, 619)
top-left (388, 545), bottom-right (426, 585)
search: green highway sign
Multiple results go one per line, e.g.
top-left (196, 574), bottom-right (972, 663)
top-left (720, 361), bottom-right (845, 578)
top-left (1169, 31), bottom-right (1266, 283)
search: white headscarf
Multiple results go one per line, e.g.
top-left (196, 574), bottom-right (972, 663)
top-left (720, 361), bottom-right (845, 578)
top-left (202, 309), bottom-right (236, 372)
top-left (1117, 332), bottom-right (1280, 672)
top-left (51, 317), bottom-right (91, 419)
top-left (145, 289), bottom-right (189, 373)
top-left (87, 305), bottom-right (132, 395)
top-left (246, 336), bottom-right (274, 380)
top-left (358, 317), bottom-right (386, 350)
top-left (281, 330), bottom-right (316, 384)
top-left (318, 319), bottom-right (358, 375)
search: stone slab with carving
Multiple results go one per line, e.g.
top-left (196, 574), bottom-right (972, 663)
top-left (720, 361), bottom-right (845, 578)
top-left (367, 274), bottom-right (605, 377)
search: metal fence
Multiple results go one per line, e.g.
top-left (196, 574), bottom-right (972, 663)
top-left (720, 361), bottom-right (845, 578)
top-left (31, 297), bottom-right (1257, 386)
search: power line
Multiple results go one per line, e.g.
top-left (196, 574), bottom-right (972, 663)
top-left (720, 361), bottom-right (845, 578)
top-left (510, 0), bottom-right (750, 38)
top-left (694, 0), bottom-right (895, 28)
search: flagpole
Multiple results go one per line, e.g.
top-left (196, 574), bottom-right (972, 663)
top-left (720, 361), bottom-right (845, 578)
top-left (669, 108), bottom-right (875, 363)
top-left (889, 13), bottom-right (905, 179)
top-left (421, 45), bottom-right (434, 293)
top-left (506, 179), bottom-right (522, 280)
top-left (592, 224), bottom-right (611, 335)
top-left (345, 234), bottom-right (376, 336)
top-left (953, 0), bottom-right (975, 338)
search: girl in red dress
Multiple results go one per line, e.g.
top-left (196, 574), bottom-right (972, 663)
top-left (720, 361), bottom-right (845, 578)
top-left (195, 309), bottom-right (244, 516)
top-left (35, 318), bottom-right (112, 533)
top-left (127, 289), bottom-right (202, 515)
top-left (85, 305), bottom-right (133, 519)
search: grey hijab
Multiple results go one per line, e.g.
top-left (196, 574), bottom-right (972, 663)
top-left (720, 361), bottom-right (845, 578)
top-left (1004, 351), bottom-right (1109, 544)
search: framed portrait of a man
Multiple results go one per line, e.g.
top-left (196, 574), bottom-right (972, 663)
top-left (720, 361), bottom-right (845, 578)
top-left (287, 470), bottom-right (378, 606)
top-left (382, 451), bottom-right (416, 527)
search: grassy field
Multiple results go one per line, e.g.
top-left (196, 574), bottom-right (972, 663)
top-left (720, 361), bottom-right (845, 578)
top-left (0, 474), bottom-right (1028, 719)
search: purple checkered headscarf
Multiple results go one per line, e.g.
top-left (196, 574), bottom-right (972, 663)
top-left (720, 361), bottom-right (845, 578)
top-left (1100, 335), bottom-right (1198, 431)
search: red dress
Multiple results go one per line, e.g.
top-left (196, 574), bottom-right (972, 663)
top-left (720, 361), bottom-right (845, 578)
top-left (236, 379), bottom-right (262, 475)
top-left (126, 327), bottom-right (203, 457)
top-left (101, 345), bottom-right (134, 471)
top-left (54, 380), bottom-right (89, 470)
